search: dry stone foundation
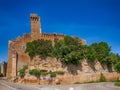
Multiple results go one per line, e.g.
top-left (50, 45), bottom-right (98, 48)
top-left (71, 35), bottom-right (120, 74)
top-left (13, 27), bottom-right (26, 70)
top-left (19, 57), bottom-right (120, 84)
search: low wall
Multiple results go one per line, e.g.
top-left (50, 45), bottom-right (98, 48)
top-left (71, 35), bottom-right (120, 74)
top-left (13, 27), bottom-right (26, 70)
top-left (19, 72), bottom-right (120, 84)
top-left (57, 72), bottom-right (120, 84)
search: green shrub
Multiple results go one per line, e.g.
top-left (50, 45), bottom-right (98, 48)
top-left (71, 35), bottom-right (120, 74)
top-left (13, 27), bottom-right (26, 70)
top-left (99, 73), bottom-right (106, 82)
top-left (29, 69), bottom-right (50, 76)
top-left (19, 66), bottom-right (28, 78)
top-left (115, 81), bottom-right (120, 86)
top-left (29, 69), bottom-right (40, 77)
top-left (19, 70), bottom-right (25, 78)
top-left (56, 71), bottom-right (64, 75)
top-left (40, 72), bottom-right (48, 76)
top-left (40, 70), bottom-right (49, 75)
top-left (50, 72), bottom-right (56, 77)
top-left (25, 39), bottom-right (53, 59)
top-left (0, 73), bottom-right (3, 77)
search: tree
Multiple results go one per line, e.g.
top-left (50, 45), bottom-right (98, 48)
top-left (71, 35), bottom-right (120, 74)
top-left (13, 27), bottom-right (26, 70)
top-left (105, 53), bottom-right (118, 68)
top-left (62, 51), bottom-right (82, 65)
top-left (91, 42), bottom-right (111, 64)
top-left (25, 39), bottom-right (53, 59)
top-left (64, 36), bottom-right (80, 46)
top-left (114, 61), bottom-right (120, 81)
top-left (114, 61), bottom-right (120, 73)
top-left (25, 35), bottom-right (120, 72)
top-left (86, 45), bottom-right (96, 62)
top-left (52, 36), bottom-right (84, 65)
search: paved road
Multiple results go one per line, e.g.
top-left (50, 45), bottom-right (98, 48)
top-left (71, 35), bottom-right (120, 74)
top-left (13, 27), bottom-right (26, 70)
top-left (0, 79), bottom-right (120, 90)
top-left (0, 83), bottom-right (13, 90)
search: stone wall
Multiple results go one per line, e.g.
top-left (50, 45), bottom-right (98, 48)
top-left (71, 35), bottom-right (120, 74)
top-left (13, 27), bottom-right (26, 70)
top-left (20, 57), bottom-right (120, 84)
top-left (56, 72), bottom-right (120, 84)
top-left (1, 61), bottom-right (7, 76)
top-left (28, 57), bottom-right (115, 74)
top-left (29, 56), bottom-right (63, 71)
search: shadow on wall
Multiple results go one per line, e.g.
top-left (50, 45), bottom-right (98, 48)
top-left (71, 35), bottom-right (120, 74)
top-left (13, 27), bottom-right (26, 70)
top-left (87, 61), bottom-right (97, 72)
top-left (66, 64), bottom-right (82, 75)
top-left (65, 60), bottom-right (113, 75)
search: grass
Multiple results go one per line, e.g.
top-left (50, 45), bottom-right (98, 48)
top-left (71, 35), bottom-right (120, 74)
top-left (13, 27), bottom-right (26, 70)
top-left (74, 81), bottom-right (99, 84)
top-left (99, 73), bottom-right (106, 82)
top-left (115, 81), bottom-right (120, 86)
top-left (74, 82), bottom-right (81, 84)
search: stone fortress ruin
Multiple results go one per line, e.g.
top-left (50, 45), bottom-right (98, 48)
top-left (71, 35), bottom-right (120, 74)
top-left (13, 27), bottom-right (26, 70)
top-left (6, 14), bottom-right (86, 78)
top-left (6, 14), bottom-right (119, 84)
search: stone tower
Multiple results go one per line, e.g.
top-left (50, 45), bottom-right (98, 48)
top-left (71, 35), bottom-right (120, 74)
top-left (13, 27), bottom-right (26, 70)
top-left (30, 14), bottom-right (41, 39)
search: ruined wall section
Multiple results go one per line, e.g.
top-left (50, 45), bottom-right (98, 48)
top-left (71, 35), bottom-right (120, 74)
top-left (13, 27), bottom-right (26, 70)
top-left (7, 32), bottom-right (65, 78)
top-left (7, 40), bottom-right (15, 78)
top-left (7, 34), bottom-right (31, 78)
top-left (13, 33), bottom-right (65, 72)
top-left (39, 33), bottom-right (64, 45)
top-left (1, 62), bottom-right (7, 77)
top-left (14, 34), bottom-right (31, 71)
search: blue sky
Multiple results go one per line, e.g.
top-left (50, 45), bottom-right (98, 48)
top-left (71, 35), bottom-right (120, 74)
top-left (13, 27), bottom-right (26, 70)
top-left (0, 0), bottom-right (120, 63)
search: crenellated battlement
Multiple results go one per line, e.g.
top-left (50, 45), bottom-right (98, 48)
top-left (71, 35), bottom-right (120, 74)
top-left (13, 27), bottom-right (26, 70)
top-left (30, 14), bottom-right (41, 39)
top-left (41, 33), bottom-right (64, 38)
top-left (30, 14), bottom-right (40, 22)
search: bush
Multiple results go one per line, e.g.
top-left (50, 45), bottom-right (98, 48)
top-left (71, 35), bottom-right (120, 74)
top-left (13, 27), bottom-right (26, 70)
top-left (99, 73), bottom-right (106, 82)
top-left (19, 66), bottom-right (28, 78)
top-left (49, 72), bottom-right (56, 77)
top-left (29, 69), bottom-right (40, 77)
top-left (25, 39), bottom-right (53, 59)
top-left (40, 70), bottom-right (48, 76)
top-left (56, 71), bottom-right (64, 75)
top-left (19, 69), bottom-right (25, 78)
top-left (0, 73), bottom-right (3, 77)
top-left (115, 81), bottom-right (120, 86)
top-left (29, 69), bottom-right (50, 76)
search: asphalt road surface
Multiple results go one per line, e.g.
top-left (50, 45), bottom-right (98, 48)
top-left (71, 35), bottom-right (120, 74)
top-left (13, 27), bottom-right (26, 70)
top-left (0, 83), bottom-right (13, 90)
top-left (0, 79), bottom-right (120, 90)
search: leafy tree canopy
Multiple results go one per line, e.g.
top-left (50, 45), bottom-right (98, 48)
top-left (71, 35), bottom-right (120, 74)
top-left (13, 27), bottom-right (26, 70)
top-left (25, 36), bottom-right (120, 72)
top-left (25, 39), bottom-right (53, 59)
top-left (114, 61), bottom-right (120, 73)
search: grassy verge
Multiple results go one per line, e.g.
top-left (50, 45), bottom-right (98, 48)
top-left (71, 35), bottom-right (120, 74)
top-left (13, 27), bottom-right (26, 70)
top-left (115, 81), bottom-right (120, 86)
top-left (74, 81), bottom-right (100, 84)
